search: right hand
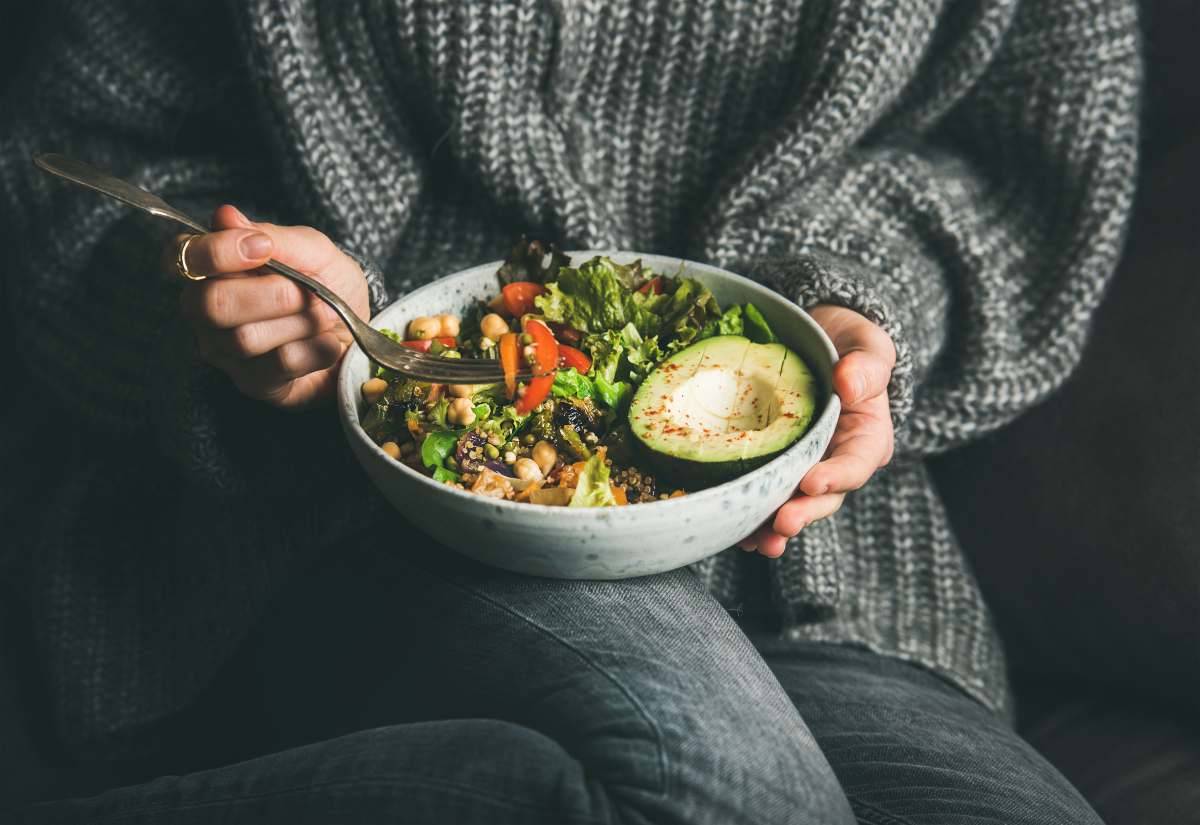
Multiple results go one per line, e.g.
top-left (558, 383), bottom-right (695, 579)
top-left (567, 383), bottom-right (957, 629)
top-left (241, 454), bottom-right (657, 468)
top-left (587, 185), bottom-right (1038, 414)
top-left (178, 205), bottom-right (370, 408)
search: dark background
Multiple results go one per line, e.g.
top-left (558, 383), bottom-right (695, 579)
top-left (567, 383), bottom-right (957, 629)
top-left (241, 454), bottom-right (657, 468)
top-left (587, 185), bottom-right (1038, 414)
top-left (2, 1), bottom-right (1199, 822)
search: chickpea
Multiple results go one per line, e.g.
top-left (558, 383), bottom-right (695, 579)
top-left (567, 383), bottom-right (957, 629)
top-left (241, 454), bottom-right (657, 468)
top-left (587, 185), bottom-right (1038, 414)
top-left (513, 457), bottom-right (543, 482)
top-left (380, 441), bottom-right (402, 460)
top-left (447, 397), bottom-right (476, 426)
top-left (437, 314), bottom-right (461, 337)
top-left (361, 377), bottom-right (388, 403)
top-left (407, 316), bottom-right (441, 340)
top-left (448, 384), bottom-right (475, 398)
top-left (532, 440), bottom-right (558, 475)
top-left (479, 313), bottom-right (510, 341)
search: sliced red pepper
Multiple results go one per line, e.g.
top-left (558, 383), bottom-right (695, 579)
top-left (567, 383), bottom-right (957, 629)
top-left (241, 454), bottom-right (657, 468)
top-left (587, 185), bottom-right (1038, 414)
top-left (636, 276), bottom-right (663, 295)
top-left (400, 336), bottom-right (457, 352)
top-left (514, 319), bottom-right (559, 414)
top-left (499, 332), bottom-right (520, 399)
top-left (557, 344), bottom-right (591, 374)
top-left (547, 321), bottom-right (583, 346)
top-left (501, 282), bottom-right (546, 318)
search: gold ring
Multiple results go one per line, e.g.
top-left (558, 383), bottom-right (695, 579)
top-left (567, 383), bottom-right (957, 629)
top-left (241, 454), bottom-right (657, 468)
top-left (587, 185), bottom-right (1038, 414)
top-left (175, 233), bottom-right (205, 281)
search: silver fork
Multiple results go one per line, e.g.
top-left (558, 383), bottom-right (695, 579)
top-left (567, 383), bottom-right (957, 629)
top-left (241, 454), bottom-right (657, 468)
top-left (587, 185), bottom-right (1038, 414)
top-left (33, 153), bottom-right (534, 385)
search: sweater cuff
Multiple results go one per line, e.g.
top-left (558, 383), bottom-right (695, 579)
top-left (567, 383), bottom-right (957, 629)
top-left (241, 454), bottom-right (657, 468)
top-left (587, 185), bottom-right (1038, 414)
top-left (339, 245), bottom-right (391, 316)
top-left (742, 251), bottom-right (920, 439)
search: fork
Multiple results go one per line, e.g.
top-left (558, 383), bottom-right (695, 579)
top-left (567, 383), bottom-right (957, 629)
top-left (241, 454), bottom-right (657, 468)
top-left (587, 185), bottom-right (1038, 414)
top-left (32, 153), bottom-right (534, 385)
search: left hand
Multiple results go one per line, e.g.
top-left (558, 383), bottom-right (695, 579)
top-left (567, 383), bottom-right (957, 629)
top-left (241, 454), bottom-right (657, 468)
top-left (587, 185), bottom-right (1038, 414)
top-left (738, 304), bottom-right (896, 557)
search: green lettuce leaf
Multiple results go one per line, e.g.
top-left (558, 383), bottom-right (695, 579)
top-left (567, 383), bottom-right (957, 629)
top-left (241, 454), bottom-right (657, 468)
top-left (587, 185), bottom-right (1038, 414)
top-left (569, 453), bottom-right (618, 508)
top-left (618, 324), bottom-right (663, 384)
top-left (700, 304), bottom-right (744, 339)
top-left (420, 430), bottom-right (460, 471)
top-left (594, 374), bottom-right (631, 410)
top-left (432, 466), bottom-right (461, 483)
top-left (551, 368), bottom-right (595, 400)
top-left (583, 322), bottom-right (664, 387)
top-left (535, 257), bottom-right (659, 334)
top-left (659, 278), bottom-right (720, 354)
top-left (743, 303), bottom-right (779, 344)
top-left (584, 329), bottom-right (624, 383)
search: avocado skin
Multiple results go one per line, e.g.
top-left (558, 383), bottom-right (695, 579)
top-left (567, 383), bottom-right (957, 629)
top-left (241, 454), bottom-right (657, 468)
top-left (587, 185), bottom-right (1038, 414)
top-left (642, 447), bottom-right (782, 489)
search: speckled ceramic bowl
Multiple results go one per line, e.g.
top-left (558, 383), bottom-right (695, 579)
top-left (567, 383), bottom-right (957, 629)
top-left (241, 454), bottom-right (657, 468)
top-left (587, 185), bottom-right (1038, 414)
top-left (337, 251), bottom-right (839, 579)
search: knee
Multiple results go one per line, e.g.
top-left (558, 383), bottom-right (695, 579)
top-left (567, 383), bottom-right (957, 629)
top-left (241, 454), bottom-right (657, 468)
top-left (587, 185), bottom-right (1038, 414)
top-left (570, 676), bottom-right (854, 825)
top-left (650, 695), bottom-right (855, 825)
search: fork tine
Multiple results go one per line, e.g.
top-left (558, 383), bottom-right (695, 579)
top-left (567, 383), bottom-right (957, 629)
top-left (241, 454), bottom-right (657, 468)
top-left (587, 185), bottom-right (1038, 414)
top-left (371, 349), bottom-right (537, 383)
top-left (363, 329), bottom-right (545, 383)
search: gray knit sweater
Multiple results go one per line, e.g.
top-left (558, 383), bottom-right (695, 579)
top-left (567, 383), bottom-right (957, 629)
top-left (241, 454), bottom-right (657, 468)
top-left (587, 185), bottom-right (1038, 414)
top-left (0, 0), bottom-right (1139, 755)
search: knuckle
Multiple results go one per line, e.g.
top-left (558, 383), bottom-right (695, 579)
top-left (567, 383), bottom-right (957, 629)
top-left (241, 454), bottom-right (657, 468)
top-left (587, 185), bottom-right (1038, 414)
top-left (272, 278), bottom-right (301, 315)
top-left (295, 225), bottom-right (327, 245)
top-left (230, 324), bottom-right (261, 357)
top-left (203, 283), bottom-right (234, 327)
top-left (273, 344), bottom-right (306, 379)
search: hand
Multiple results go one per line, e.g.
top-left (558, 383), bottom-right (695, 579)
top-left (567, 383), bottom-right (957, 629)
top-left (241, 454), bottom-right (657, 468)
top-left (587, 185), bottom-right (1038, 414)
top-left (738, 305), bottom-right (896, 557)
top-left (178, 205), bottom-right (370, 408)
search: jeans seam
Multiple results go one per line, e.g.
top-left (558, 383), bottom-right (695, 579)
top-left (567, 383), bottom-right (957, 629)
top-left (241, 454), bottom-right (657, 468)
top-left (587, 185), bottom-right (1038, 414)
top-left (44, 774), bottom-right (599, 825)
top-left (846, 794), bottom-right (916, 825)
top-left (435, 573), bottom-right (669, 801)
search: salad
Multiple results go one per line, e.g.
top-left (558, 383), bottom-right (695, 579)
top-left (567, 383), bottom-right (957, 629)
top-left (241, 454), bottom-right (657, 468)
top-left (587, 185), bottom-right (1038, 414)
top-left (359, 239), bottom-right (817, 507)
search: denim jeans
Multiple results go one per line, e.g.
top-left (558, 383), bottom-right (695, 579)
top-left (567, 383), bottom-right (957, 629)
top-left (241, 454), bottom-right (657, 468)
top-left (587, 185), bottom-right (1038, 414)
top-left (13, 544), bottom-right (1100, 824)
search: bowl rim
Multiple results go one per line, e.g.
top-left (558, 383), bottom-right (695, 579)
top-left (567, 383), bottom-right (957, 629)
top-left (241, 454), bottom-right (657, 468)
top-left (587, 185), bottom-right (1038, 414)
top-left (337, 250), bottom-right (841, 517)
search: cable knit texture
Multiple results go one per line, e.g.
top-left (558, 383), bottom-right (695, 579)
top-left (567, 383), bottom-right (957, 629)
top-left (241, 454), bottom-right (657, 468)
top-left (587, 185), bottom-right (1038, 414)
top-left (0, 0), bottom-right (1139, 755)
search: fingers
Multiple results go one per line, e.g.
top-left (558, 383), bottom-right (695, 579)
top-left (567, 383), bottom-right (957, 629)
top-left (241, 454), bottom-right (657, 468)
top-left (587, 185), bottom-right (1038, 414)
top-left (201, 311), bottom-right (338, 360)
top-left (834, 350), bottom-right (891, 406)
top-left (182, 227), bottom-right (274, 279)
top-left (752, 530), bottom-right (789, 559)
top-left (799, 402), bottom-right (894, 496)
top-left (772, 492), bottom-right (846, 538)
top-left (183, 273), bottom-right (336, 329)
top-left (225, 332), bottom-right (346, 402)
top-left (809, 304), bottom-right (895, 406)
top-left (738, 524), bottom-right (787, 558)
top-left (810, 304), bottom-right (896, 367)
top-left (211, 205), bottom-right (338, 274)
top-left (737, 492), bottom-right (846, 557)
top-left (737, 305), bottom-right (897, 557)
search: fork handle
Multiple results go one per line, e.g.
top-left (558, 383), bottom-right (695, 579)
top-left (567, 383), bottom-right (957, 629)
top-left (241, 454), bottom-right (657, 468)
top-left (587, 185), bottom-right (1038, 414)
top-left (32, 152), bottom-right (377, 351)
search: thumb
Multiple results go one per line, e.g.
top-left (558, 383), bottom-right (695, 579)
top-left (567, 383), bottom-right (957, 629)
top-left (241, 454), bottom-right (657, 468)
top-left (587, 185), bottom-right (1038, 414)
top-left (834, 350), bottom-right (891, 405)
top-left (211, 204), bottom-right (256, 231)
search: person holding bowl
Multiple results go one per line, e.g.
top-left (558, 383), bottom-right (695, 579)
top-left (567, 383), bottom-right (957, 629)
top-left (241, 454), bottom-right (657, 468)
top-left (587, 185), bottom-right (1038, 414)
top-left (1, 0), bottom-right (1137, 822)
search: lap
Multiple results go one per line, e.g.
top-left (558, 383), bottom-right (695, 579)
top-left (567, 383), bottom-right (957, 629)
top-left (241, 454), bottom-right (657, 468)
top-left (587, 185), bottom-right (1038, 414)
top-left (17, 541), bottom-right (851, 824)
top-left (755, 641), bottom-right (1102, 825)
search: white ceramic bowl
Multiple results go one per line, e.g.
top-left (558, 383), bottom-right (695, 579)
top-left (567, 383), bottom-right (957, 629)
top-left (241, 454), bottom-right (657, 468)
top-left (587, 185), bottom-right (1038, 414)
top-left (337, 251), bottom-right (840, 579)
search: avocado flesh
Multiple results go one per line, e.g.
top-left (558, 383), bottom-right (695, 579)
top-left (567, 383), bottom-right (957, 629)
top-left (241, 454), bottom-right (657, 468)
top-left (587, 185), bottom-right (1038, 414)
top-left (628, 336), bottom-right (817, 484)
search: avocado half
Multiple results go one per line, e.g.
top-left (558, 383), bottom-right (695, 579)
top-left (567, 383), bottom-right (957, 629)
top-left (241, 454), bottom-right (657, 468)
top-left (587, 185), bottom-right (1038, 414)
top-left (628, 335), bottom-right (817, 485)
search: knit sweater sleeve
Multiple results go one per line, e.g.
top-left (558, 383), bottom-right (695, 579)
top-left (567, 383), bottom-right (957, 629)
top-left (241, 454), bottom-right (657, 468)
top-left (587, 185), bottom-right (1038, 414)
top-left (706, 0), bottom-right (1141, 457)
top-left (0, 2), bottom-right (390, 485)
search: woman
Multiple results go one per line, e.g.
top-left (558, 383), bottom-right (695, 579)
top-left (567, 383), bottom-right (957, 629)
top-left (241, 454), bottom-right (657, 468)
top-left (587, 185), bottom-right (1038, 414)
top-left (0, 0), bottom-right (1138, 822)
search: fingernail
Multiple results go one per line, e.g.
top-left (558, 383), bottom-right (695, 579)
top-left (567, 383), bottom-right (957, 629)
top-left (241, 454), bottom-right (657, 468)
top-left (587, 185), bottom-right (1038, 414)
top-left (240, 232), bottom-right (272, 259)
top-left (229, 205), bottom-right (250, 224)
